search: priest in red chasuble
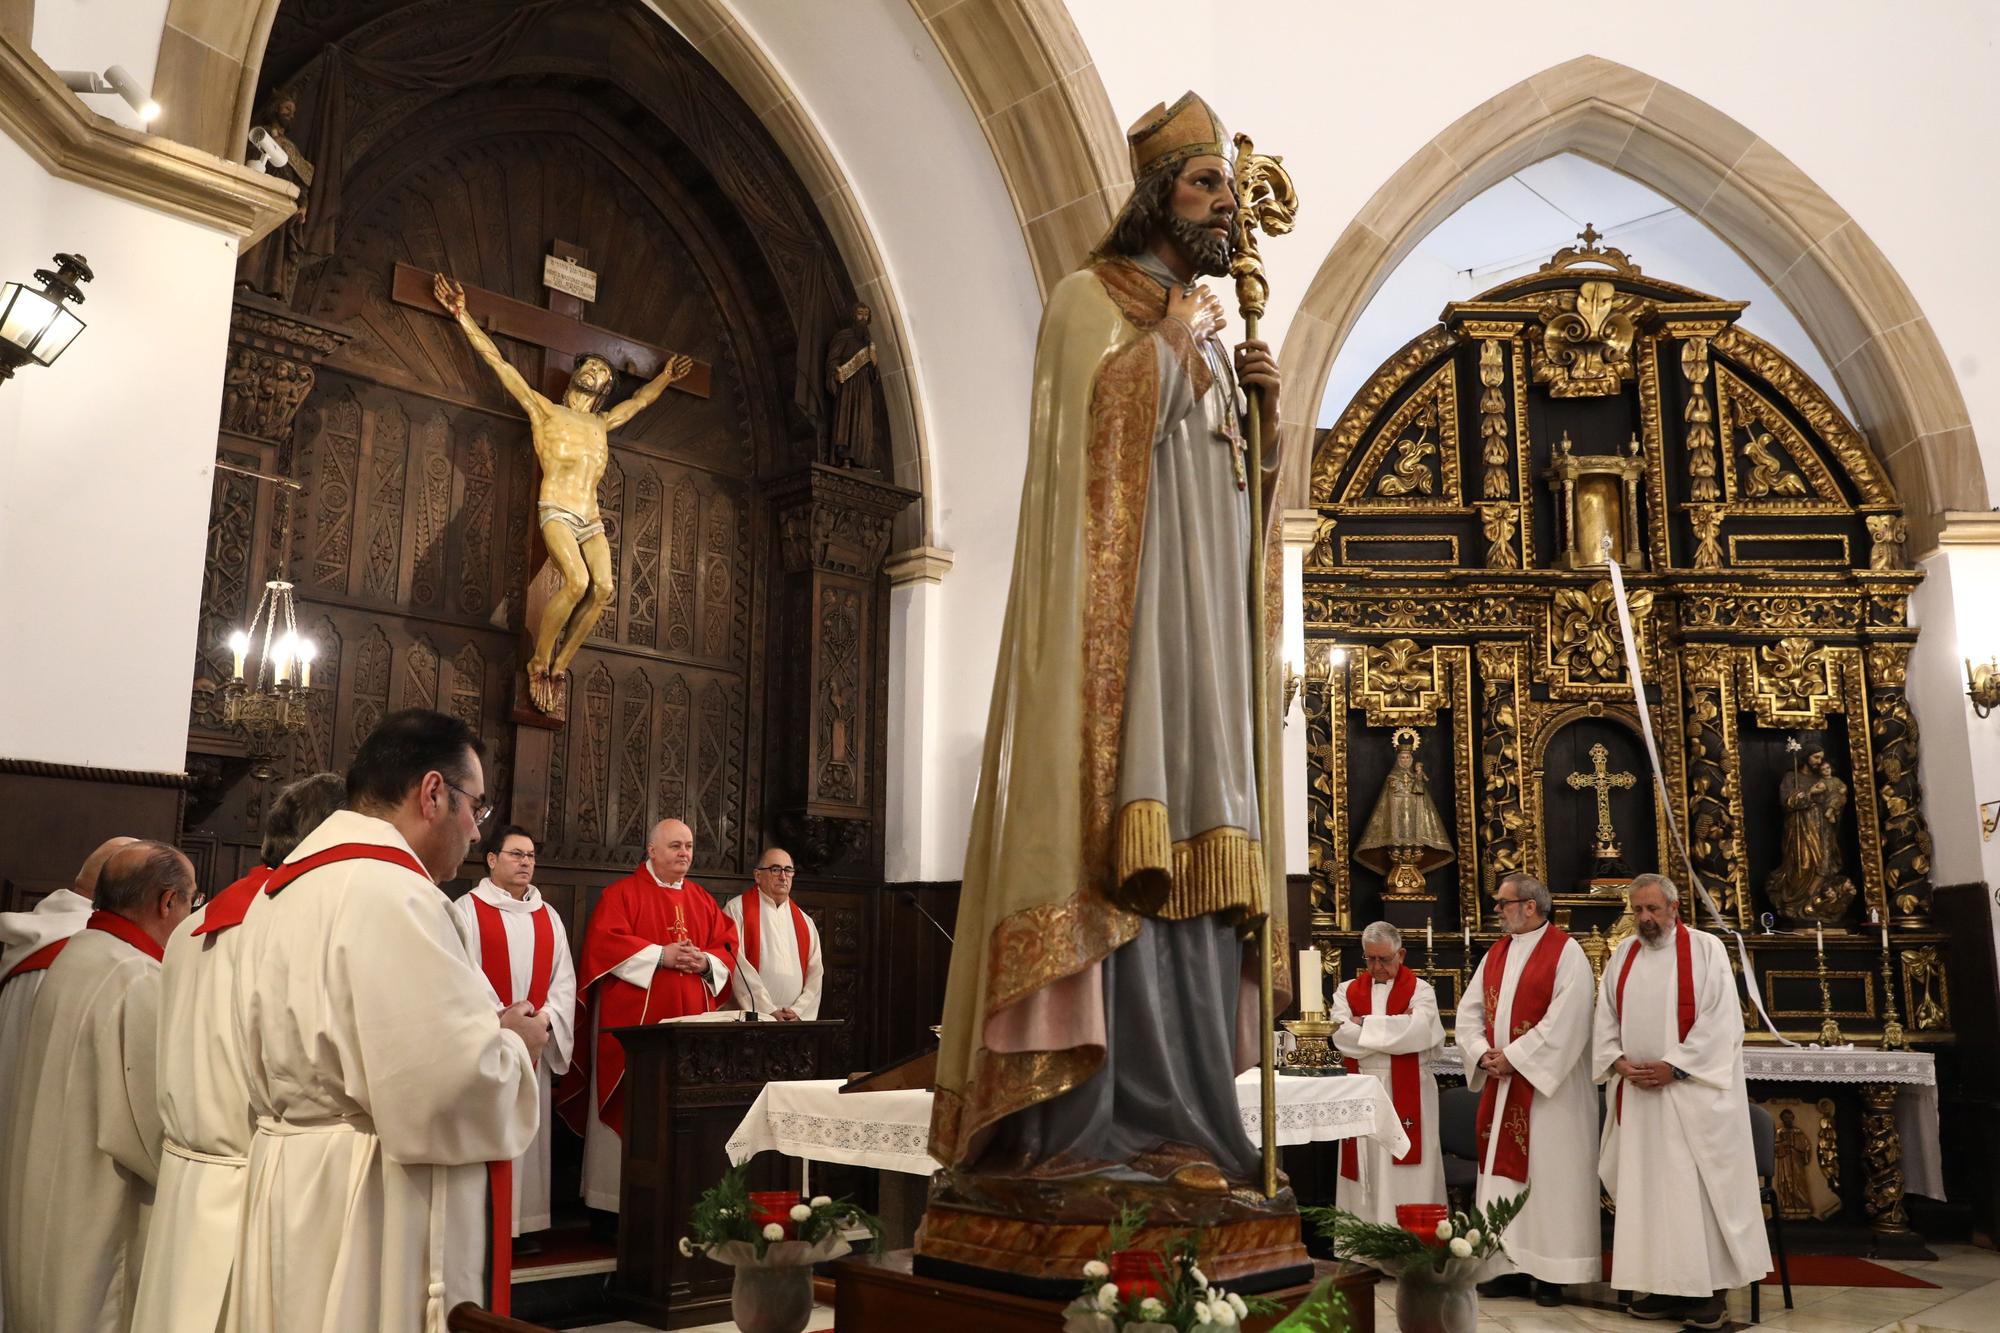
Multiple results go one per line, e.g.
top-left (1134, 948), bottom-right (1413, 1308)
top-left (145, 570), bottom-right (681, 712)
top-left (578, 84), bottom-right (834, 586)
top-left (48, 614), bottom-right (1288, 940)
top-left (927, 90), bottom-right (1289, 1195)
top-left (569, 817), bottom-right (737, 1211)
top-left (1455, 872), bottom-right (1599, 1307)
top-left (1329, 922), bottom-right (1445, 1231)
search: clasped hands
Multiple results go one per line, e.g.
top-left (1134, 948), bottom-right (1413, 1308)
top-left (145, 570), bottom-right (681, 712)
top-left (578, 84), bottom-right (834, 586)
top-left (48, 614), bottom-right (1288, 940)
top-left (498, 1000), bottom-right (552, 1064)
top-left (656, 940), bottom-right (710, 975)
top-left (1476, 1048), bottom-right (1516, 1078)
top-left (1615, 1056), bottom-right (1678, 1091)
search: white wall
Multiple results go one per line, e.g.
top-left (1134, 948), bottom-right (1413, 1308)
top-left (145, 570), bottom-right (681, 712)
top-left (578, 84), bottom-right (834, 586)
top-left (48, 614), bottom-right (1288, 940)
top-left (721, 1), bottom-right (1044, 880)
top-left (31, 0), bottom-right (171, 133)
top-left (0, 132), bottom-right (238, 773)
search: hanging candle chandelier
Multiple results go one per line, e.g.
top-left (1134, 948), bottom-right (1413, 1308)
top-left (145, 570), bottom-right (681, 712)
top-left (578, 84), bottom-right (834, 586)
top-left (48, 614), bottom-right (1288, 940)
top-left (217, 466), bottom-right (316, 776)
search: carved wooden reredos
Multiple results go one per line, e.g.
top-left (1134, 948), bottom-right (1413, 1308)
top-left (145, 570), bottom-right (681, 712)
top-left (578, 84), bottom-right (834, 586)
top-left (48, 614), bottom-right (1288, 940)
top-left (186, 0), bottom-right (911, 1071)
top-left (1304, 232), bottom-right (1935, 961)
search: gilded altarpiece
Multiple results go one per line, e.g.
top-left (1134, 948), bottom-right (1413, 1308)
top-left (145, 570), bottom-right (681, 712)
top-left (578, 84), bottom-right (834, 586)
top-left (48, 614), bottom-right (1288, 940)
top-left (1303, 236), bottom-right (1947, 1059)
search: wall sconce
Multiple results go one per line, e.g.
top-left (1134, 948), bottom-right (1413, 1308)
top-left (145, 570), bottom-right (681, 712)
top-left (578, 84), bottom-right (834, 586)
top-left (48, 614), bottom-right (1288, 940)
top-left (57, 65), bottom-right (160, 123)
top-left (1968, 657), bottom-right (2000, 719)
top-left (0, 254), bottom-right (92, 384)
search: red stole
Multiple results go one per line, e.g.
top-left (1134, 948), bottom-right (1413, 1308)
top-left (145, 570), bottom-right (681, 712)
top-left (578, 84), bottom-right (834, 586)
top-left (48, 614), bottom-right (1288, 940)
top-left (555, 869), bottom-right (738, 1137)
top-left (1612, 923), bottom-right (1697, 1123)
top-left (1340, 966), bottom-right (1423, 1179)
top-left (1473, 924), bottom-right (1569, 1183)
top-left (1, 938), bottom-right (69, 985)
top-left (85, 910), bottom-right (165, 962)
top-left (471, 894), bottom-right (557, 1011)
top-left (192, 844), bottom-right (430, 937)
top-left (739, 892), bottom-right (812, 976)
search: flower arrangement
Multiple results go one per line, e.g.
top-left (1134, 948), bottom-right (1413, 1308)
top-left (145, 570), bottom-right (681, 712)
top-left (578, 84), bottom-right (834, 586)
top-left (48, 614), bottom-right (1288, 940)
top-left (1303, 1189), bottom-right (1527, 1280)
top-left (678, 1164), bottom-right (880, 1265)
top-left (1060, 1209), bottom-right (1349, 1333)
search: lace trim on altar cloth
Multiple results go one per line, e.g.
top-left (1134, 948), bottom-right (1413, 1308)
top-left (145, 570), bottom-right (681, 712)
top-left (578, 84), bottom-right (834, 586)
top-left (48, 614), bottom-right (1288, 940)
top-left (1425, 1045), bottom-right (1935, 1086)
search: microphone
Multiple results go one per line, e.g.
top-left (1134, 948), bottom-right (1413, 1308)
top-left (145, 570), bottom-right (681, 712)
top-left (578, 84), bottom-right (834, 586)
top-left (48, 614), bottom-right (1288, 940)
top-left (900, 890), bottom-right (954, 946)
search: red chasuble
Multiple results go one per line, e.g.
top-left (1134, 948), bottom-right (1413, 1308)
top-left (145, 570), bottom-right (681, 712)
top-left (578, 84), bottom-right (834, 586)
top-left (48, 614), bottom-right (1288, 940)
top-left (1473, 925), bottom-right (1570, 1183)
top-left (557, 868), bottom-right (737, 1136)
top-left (1611, 923), bottom-right (1697, 1122)
top-left (738, 892), bottom-right (812, 976)
top-left (1340, 966), bottom-right (1424, 1179)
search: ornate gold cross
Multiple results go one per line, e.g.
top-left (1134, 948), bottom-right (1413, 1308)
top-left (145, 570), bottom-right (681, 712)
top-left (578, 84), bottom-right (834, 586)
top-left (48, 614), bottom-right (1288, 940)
top-left (1567, 741), bottom-right (1636, 860)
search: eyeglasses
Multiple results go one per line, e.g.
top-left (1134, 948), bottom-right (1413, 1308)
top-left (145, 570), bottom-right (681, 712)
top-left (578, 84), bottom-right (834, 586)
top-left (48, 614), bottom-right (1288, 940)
top-left (444, 777), bottom-right (493, 826)
top-left (1493, 895), bottom-right (1530, 909)
top-left (495, 849), bottom-right (536, 862)
top-left (756, 866), bottom-right (796, 876)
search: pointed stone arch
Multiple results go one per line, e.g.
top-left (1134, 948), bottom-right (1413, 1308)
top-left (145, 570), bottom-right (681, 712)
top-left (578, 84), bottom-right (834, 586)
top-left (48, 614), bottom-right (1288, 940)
top-left (1280, 55), bottom-right (1984, 550)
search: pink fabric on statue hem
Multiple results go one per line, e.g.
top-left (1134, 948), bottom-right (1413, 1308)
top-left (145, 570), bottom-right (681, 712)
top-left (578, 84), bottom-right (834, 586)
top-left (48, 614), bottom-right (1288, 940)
top-left (984, 963), bottom-right (1104, 1054)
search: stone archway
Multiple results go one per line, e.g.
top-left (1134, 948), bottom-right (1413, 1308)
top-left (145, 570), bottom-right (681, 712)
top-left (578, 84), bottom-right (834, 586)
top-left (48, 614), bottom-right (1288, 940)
top-left (1278, 55), bottom-right (1984, 551)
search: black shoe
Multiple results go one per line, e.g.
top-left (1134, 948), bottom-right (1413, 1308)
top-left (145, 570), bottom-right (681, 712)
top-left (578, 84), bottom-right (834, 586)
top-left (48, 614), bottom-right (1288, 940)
top-left (513, 1232), bottom-right (544, 1257)
top-left (1629, 1293), bottom-right (1687, 1320)
top-left (1533, 1280), bottom-right (1564, 1307)
top-left (1680, 1294), bottom-right (1728, 1329)
top-left (1476, 1273), bottom-right (1531, 1299)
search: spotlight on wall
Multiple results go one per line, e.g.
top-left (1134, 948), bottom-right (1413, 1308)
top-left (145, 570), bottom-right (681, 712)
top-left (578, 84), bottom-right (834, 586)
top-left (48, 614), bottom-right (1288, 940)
top-left (1968, 657), bottom-right (2000, 719)
top-left (0, 254), bottom-right (92, 385)
top-left (246, 126), bottom-right (290, 174)
top-left (57, 65), bottom-right (160, 123)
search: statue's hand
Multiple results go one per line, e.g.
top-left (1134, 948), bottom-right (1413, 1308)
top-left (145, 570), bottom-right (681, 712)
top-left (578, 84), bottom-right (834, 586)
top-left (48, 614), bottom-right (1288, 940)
top-left (665, 352), bottom-right (694, 383)
top-left (433, 273), bottom-right (467, 317)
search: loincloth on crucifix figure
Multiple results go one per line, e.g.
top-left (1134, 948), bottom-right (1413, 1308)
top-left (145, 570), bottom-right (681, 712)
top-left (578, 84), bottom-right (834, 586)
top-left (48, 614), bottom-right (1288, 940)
top-left (433, 273), bottom-right (693, 714)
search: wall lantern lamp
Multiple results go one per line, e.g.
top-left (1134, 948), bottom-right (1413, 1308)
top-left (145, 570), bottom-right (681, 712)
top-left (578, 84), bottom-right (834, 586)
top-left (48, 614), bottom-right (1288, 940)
top-left (57, 65), bottom-right (160, 123)
top-left (0, 254), bottom-right (92, 384)
top-left (1968, 657), bottom-right (2000, 720)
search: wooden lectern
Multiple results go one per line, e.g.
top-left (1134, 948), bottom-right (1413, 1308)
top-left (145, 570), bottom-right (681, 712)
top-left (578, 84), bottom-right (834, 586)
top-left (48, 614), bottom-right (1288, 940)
top-left (606, 1019), bottom-right (843, 1329)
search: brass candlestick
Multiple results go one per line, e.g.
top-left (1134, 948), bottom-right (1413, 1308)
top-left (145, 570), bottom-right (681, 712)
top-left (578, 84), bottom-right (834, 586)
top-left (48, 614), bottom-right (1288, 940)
top-left (1816, 933), bottom-right (1844, 1046)
top-left (1281, 1011), bottom-right (1341, 1077)
top-left (1879, 938), bottom-right (1908, 1051)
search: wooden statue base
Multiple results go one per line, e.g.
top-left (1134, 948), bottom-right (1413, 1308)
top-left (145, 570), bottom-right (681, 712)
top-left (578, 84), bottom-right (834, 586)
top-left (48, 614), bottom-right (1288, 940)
top-left (912, 1169), bottom-right (1312, 1295)
top-left (835, 1250), bottom-right (1376, 1333)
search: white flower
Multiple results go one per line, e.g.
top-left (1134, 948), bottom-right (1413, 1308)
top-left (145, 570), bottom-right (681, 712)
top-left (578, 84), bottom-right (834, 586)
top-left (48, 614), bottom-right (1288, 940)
top-left (1463, 1227), bottom-right (1482, 1247)
top-left (677, 1236), bottom-right (693, 1257)
top-left (1096, 1282), bottom-right (1120, 1311)
top-left (1434, 1219), bottom-right (1453, 1241)
top-left (1082, 1259), bottom-right (1109, 1280)
top-left (1188, 1265), bottom-right (1207, 1288)
top-left (1227, 1292), bottom-right (1248, 1317)
top-left (790, 1203), bottom-right (813, 1222)
top-left (1211, 1302), bottom-right (1239, 1327)
top-left (1138, 1296), bottom-right (1165, 1319)
top-left (1449, 1237), bottom-right (1473, 1258)
top-left (810, 1195), bottom-right (832, 1208)
top-left (1192, 1300), bottom-right (1212, 1323)
top-left (762, 1222), bottom-right (784, 1241)
top-left (718, 1206), bottom-right (734, 1217)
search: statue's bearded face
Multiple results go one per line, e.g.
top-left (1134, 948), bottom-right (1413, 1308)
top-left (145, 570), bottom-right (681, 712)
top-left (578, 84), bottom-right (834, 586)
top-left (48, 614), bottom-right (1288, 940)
top-left (566, 358), bottom-right (614, 411)
top-left (1162, 154), bottom-right (1237, 277)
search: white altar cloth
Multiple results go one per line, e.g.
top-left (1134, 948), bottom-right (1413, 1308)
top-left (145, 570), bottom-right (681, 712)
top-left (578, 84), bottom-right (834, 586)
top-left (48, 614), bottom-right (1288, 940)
top-left (1426, 1045), bottom-right (1942, 1201)
top-left (726, 1070), bottom-right (1409, 1177)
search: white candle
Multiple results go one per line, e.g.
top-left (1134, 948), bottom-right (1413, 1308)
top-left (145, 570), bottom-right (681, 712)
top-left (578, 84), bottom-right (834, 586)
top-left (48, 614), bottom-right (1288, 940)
top-left (1426, 922), bottom-right (1434, 952)
top-left (1297, 948), bottom-right (1323, 1015)
top-left (1816, 921), bottom-right (1824, 954)
top-left (227, 630), bottom-right (249, 680)
top-left (1883, 924), bottom-right (1890, 951)
top-left (1463, 926), bottom-right (1471, 953)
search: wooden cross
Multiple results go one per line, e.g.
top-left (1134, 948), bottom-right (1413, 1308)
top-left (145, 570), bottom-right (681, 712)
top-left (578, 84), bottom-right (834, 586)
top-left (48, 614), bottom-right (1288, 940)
top-left (1567, 742), bottom-right (1635, 859)
top-left (389, 252), bottom-right (712, 401)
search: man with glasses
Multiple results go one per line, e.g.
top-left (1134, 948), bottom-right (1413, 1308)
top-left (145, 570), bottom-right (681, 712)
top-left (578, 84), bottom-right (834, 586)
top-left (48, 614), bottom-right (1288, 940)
top-left (450, 826), bottom-right (576, 1246)
top-left (565, 818), bottom-right (737, 1214)
top-left (723, 848), bottom-right (821, 1021)
top-left (223, 708), bottom-right (546, 1326)
top-left (1328, 921), bottom-right (1445, 1231)
top-left (1456, 872), bottom-right (1599, 1308)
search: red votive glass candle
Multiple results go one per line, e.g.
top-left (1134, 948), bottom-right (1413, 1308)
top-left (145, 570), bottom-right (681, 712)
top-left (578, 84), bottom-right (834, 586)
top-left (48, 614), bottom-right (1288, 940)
top-left (749, 1190), bottom-right (799, 1238)
top-left (1109, 1248), bottom-right (1168, 1302)
top-left (1396, 1203), bottom-right (1450, 1244)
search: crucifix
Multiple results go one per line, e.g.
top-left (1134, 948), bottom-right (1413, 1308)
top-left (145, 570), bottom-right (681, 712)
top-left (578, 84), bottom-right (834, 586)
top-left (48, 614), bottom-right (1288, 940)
top-left (1567, 741), bottom-right (1636, 872)
top-left (395, 249), bottom-right (712, 723)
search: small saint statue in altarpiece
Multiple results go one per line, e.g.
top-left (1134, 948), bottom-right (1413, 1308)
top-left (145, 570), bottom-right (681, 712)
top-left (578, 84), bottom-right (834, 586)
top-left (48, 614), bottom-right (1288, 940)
top-left (1766, 747), bottom-right (1858, 924)
top-left (1353, 727), bottom-right (1455, 898)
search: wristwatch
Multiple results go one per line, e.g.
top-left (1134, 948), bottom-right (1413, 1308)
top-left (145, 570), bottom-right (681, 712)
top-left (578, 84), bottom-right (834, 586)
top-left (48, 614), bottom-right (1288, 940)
top-left (1669, 1065), bottom-right (1689, 1081)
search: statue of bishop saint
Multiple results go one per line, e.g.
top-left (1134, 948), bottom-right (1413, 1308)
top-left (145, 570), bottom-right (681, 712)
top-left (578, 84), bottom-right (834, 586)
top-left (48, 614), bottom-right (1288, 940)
top-left (434, 274), bottom-right (692, 714)
top-left (924, 92), bottom-right (1294, 1272)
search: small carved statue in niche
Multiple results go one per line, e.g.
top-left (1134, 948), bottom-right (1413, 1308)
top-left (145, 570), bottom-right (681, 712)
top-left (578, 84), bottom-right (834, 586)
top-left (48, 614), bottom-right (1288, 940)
top-left (823, 303), bottom-right (881, 471)
top-left (1867, 514), bottom-right (1909, 570)
top-left (1354, 727), bottom-right (1455, 897)
top-left (1773, 1107), bottom-right (1814, 1218)
top-left (236, 89), bottom-right (316, 306)
top-left (1766, 748), bottom-right (1857, 923)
